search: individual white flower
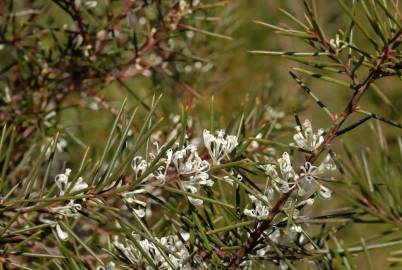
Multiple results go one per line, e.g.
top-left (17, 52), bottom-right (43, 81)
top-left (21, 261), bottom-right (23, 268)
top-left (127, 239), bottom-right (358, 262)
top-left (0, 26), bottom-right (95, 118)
top-left (113, 236), bottom-right (143, 265)
top-left (298, 155), bottom-right (336, 199)
top-left (291, 119), bottom-right (324, 151)
top-left (270, 224), bottom-right (302, 246)
top-left (278, 152), bottom-right (296, 179)
top-left (317, 154), bottom-right (337, 173)
top-left (220, 171), bottom-right (243, 186)
top-left (244, 195), bottom-right (270, 220)
top-left (279, 260), bottom-right (289, 270)
top-left (299, 162), bottom-right (318, 183)
top-left (51, 201), bottom-right (82, 217)
top-left (172, 144), bottom-right (212, 187)
top-left (203, 129), bottom-right (238, 164)
top-left (182, 183), bottom-right (203, 206)
top-left (56, 223), bottom-right (68, 241)
top-left (269, 228), bottom-right (281, 243)
top-left (131, 144), bottom-right (173, 184)
top-left (131, 156), bottom-right (148, 179)
top-left (55, 168), bottom-right (88, 196)
top-left (55, 168), bottom-right (71, 196)
top-left (329, 34), bottom-right (347, 52)
top-left (77, 0), bottom-right (97, 9)
top-left (266, 186), bottom-right (274, 201)
top-left (299, 157), bottom-right (335, 183)
top-left (71, 177), bottom-right (88, 193)
top-left (42, 138), bottom-right (67, 157)
top-left (51, 169), bottom-right (87, 221)
top-left (261, 152), bottom-right (298, 193)
top-left (159, 233), bottom-right (191, 269)
top-left (122, 189), bottom-right (146, 204)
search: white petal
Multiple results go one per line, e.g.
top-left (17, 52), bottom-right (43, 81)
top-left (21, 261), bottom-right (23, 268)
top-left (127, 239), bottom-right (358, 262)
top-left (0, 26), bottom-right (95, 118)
top-left (56, 224), bottom-right (69, 241)
top-left (188, 196), bottom-right (203, 206)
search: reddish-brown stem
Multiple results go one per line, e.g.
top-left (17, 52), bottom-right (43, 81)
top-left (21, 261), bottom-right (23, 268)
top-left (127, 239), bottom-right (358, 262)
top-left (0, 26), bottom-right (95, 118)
top-left (225, 30), bottom-right (402, 270)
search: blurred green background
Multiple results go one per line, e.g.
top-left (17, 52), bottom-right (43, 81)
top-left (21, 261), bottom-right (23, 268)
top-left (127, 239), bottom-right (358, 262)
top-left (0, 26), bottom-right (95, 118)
top-left (57, 0), bottom-right (402, 154)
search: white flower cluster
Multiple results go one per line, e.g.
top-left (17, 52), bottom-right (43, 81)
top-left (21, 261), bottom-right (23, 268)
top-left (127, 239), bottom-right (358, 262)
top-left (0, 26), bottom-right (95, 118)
top-left (127, 130), bottom-right (238, 208)
top-left (260, 152), bottom-right (335, 200)
top-left (245, 120), bottom-right (335, 212)
top-left (113, 233), bottom-right (190, 270)
top-left (203, 129), bottom-right (238, 164)
top-left (173, 144), bottom-right (210, 180)
top-left (173, 144), bottom-right (213, 206)
top-left (51, 168), bottom-right (89, 241)
top-left (291, 119), bottom-right (324, 151)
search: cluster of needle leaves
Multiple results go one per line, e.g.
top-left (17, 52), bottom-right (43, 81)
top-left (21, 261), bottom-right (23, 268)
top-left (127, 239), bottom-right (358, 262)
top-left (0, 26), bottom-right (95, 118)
top-left (0, 0), bottom-right (402, 270)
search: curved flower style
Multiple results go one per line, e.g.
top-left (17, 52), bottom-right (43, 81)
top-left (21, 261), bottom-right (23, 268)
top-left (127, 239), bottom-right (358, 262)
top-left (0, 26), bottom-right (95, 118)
top-left (203, 129), bottom-right (238, 164)
top-left (55, 223), bottom-right (69, 241)
top-left (291, 119), bottom-right (324, 151)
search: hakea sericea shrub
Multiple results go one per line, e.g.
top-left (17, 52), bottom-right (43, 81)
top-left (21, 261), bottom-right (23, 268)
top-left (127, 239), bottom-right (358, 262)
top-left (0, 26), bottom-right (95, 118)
top-left (0, 102), bottom-right (343, 270)
top-left (1, 0), bottom-right (402, 269)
